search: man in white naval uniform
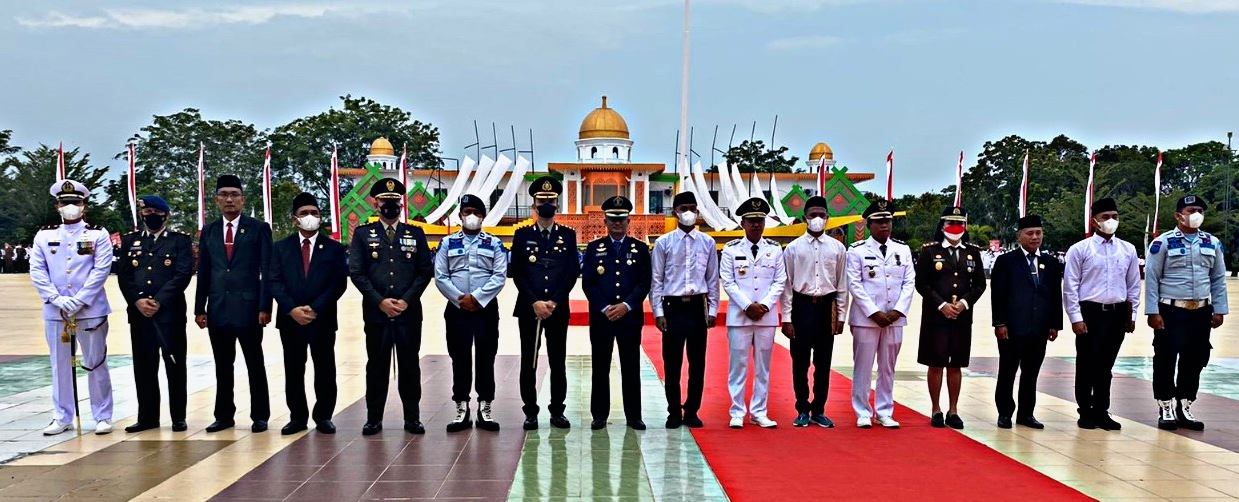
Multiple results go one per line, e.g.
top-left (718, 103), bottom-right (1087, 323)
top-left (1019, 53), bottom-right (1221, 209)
top-left (30, 179), bottom-right (114, 435)
top-left (846, 199), bottom-right (915, 429)
top-left (721, 197), bottom-right (787, 429)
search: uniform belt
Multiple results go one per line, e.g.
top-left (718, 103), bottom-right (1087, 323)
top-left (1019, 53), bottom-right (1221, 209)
top-left (663, 294), bottom-right (705, 304)
top-left (1160, 298), bottom-right (1211, 310)
top-left (1081, 301), bottom-right (1128, 312)
top-left (793, 291), bottom-right (838, 304)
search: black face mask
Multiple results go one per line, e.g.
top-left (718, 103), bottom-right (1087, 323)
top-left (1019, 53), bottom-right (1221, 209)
top-left (379, 201), bottom-right (401, 220)
top-left (143, 213), bottom-right (167, 231)
top-left (536, 202), bottom-right (557, 219)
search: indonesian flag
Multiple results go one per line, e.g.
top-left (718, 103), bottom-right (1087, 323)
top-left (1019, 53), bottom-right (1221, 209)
top-left (885, 150), bottom-right (894, 200)
top-left (953, 150), bottom-right (964, 206)
top-left (329, 146), bottom-right (341, 240)
top-left (1084, 150), bottom-right (1096, 236)
top-left (197, 143), bottom-right (205, 232)
top-left (56, 142), bottom-right (65, 181)
top-left (261, 147), bottom-right (273, 226)
top-left (127, 143), bottom-right (138, 231)
top-left (1153, 150), bottom-right (1163, 236)
top-left (398, 144), bottom-right (408, 222)
top-left (1018, 150), bottom-right (1030, 218)
top-left (815, 151), bottom-right (829, 195)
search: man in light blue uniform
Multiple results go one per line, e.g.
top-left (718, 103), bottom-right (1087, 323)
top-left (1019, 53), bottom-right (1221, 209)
top-left (1145, 194), bottom-right (1228, 431)
top-left (434, 194), bottom-right (508, 433)
top-left (30, 179), bottom-right (114, 435)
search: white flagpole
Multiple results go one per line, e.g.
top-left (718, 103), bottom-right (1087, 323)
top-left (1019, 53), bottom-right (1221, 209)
top-left (197, 143), bottom-right (205, 232)
top-left (262, 147), bottom-right (273, 226)
top-left (677, 0), bottom-right (691, 178)
top-left (330, 146), bottom-right (341, 239)
top-left (399, 144), bottom-right (408, 223)
top-left (954, 151), bottom-right (964, 206)
top-left (57, 142), bottom-right (65, 181)
top-left (1153, 151), bottom-right (1162, 236)
top-left (128, 142), bottom-right (139, 231)
top-left (1084, 151), bottom-right (1096, 236)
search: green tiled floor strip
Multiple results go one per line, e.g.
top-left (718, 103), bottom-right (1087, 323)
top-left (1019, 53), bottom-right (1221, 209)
top-left (1105, 356), bottom-right (1239, 401)
top-left (508, 353), bottom-right (728, 501)
top-left (0, 355), bottom-right (132, 399)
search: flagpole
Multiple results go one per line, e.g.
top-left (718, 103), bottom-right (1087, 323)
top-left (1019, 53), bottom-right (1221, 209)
top-left (197, 143), bottom-right (205, 234)
top-left (885, 149), bottom-right (894, 200)
top-left (1084, 151), bottom-right (1096, 237)
top-left (262, 147), bottom-right (273, 227)
top-left (399, 144), bottom-right (408, 223)
top-left (1019, 150), bottom-right (1030, 218)
top-left (330, 146), bottom-right (341, 241)
top-left (954, 151), bottom-right (964, 206)
top-left (127, 142), bottom-right (138, 231)
top-left (1153, 150), bottom-right (1162, 237)
top-left (57, 142), bottom-right (65, 181)
top-left (677, 0), bottom-right (691, 178)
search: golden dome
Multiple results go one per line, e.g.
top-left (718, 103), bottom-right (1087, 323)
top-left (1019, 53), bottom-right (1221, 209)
top-left (809, 142), bottom-right (834, 161)
top-left (578, 96), bottom-right (630, 140)
top-left (369, 137), bottom-right (395, 156)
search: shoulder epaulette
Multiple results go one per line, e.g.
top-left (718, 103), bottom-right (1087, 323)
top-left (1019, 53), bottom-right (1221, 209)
top-left (85, 223), bottom-right (103, 231)
top-left (923, 241), bottom-right (939, 248)
top-left (40, 224), bottom-right (61, 231)
top-left (763, 238), bottom-right (779, 246)
top-left (891, 238), bottom-right (906, 245)
top-left (850, 241), bottom-right (865, 248)
top-left (725, 239), bottom-right (743, 247)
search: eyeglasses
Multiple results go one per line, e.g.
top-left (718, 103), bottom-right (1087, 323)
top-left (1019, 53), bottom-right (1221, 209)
top-left (216, 192), bottom-right (243, 199)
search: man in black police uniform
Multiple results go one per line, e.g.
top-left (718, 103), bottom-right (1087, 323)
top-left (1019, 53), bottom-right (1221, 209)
top-left (582, 195), bottom-right (651, 431)
top-left (117, 196), bottom-right (194, 433)
top-left (269, 193), bottom-right (348, 435)
top-left (349, 178), bottom-right (434, 436)
top-left (195, 174), bottom-right (273, 433)
top-left (915, 206), bottom-right (987, 429)
top-left (509, 176), bottom-right (580, 430)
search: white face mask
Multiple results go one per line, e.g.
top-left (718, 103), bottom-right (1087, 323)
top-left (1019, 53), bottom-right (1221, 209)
top-left (1186, 212), bottom-right (1204, 229)
top-left (943, 230), bottom-right (965, 242)
top-left (677, 210), bottom-right (697, 227)
top-left (462, 214), bottom-right (482, 231)
top-left (59, 204), bottom-right (83, 221)
top-left (1097, 218), bottom-right (1119, 235)
top-left (297, 214), bottom-right (321, 232)
top-left (806, 217), bottom-right (826, 233)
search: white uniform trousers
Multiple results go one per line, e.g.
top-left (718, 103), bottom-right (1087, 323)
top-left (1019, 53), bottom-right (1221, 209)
top-left (44, 317), bottom-right (112, 424)
top-left (851, 325), bottom-right (903, 420)
top-left (727, 326), bottom-right (776, 419)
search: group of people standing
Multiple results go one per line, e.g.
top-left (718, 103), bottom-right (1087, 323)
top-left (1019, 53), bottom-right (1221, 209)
top-left (28, 172), bottom-right (1229, 438)
top-left (2, 242), bottom-right (31, 273)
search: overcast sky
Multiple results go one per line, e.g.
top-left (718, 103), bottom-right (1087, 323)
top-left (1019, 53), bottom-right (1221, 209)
top-left (2, 0), bottom-right (1237, 195)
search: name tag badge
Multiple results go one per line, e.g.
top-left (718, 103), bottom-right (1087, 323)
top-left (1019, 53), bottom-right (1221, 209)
top-left (448, 248), bottom-right (466, 257)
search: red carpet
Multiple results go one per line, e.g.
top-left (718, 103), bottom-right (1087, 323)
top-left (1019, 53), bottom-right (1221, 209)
top-left (641, 326), bottom-right (1093, 502)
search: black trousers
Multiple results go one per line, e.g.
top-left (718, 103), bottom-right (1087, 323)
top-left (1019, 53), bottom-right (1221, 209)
top-left (662, 295), bottom-right (708, 417)
top-left (790, 292), bottom-right (836, 415)
top-left (1153, 304), bottom-right (1213, 401)
top-left (590, 315), bottom-right (642, 422)
top-left (364, 321), bottom-right (422, 422)
top-left (995, 334), bottom-right (1047, 418)
top-left (1076, 302), bottom-right (1128, 414)
top-left (445, 302), bottom-right (500, 403)
top-left (519, 313), bottom-right (569, 417)
top-left (208, 326), bottom-right (269, 422)
top-left (130, 319), bottom-right (187, 424)
top-left (281, 329), bottom-right (337, 423)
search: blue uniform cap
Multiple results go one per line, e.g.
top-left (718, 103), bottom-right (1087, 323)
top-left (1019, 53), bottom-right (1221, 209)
top-left (138, 195), bottom-right (170, 213)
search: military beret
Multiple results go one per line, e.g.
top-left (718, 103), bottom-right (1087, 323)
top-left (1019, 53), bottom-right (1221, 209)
top-left (1176, 194), bottom-right (1207, 212)
top-left (672, 191), bottom-right (697, 208)
top-left (459, 193), bottom-right (487, 214)
top-left (941, 206), bottom-right (968, 222)
top-left (601, 195), bottom-right (633, 218)
top-left (215, 174), bottom-right (243, 192)
top-left (736, 197), bottom-right (771, 219)
top-left (1017, 214), bottom-right (1044, 230)
top-left (371, 178), bottom-right (405, 199)
top-left (529, 176), bottom-right (562, 199)
top-left (862, 199), bottom-right (895, 220)
top-left (291, 192), bottom-right (319, 213)
top-left (138, 195), bottom-right (170, 213)
top-left (50, 179), bottom-right (89, 201)
top-left (1090, 197), bottom-right (1118, 215)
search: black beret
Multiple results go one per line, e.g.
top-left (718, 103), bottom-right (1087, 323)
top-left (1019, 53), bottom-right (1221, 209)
top-left (459, 193), bottom-right (487, 214)
top-left (803, 196), bottom-right (828, 212)
top-left (1017, 214), bottom-right (1044, 230)
top-left (1176, 194), bottom-right (1207, 212)
top-left (672, 191), bottom-right (697, 207)
top-left (862, 199), bottom-right (895, 220)
top-left (601, 195), bottom-right (633, 218)
top-left (291, 192), bottom-right (319, 213)
top-left (370, 178), bottom-right (405, 199)
top-left (215, 174), bottom-right (242, 192)
top-left (529, 176), bottom-right (562, 199)
top-left (1090, 197), bottom-right (1118, 215)
top-left (941, 206), bottom-right (968, 222)
top-left (736, 197), bottom-right (771, 219)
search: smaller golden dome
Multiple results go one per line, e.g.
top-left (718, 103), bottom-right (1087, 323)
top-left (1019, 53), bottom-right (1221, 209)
top-left (579, 96), bottom-right (630, 140)
top-left (809, 142), bottom-right (834, 161)
top-left (369, 137), bottom-right (395, 157)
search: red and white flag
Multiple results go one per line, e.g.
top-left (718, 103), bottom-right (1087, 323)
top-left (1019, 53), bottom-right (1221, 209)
top-left (329, 146), bottom-right (341, 240)
top-left (815, 151), bottom-right (829, 195)
top-left (1153, 150), bottom-right (1163, 236)
top-left (56, 142), bottom-right (65, 181)
top-left (1084, 150), bottom-right (1096, 236)
top-left (885, 150), bottom-right (894, 200)
top-left (197, 143), bottom-right (206, 232)
top-left (1018, 150), bottom-right (1030, 218)
top-left (127, 142), bottom-right (138, 231)
top-left (953, 150), bottom-right (964, 206)
top-left (261, 147), bottom-right (273, 226)
top-left (398, 144), bottom-right (408, 222)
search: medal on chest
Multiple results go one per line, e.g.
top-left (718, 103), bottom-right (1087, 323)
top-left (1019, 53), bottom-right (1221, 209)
top-left (868, 266), bottom-right (876, 278)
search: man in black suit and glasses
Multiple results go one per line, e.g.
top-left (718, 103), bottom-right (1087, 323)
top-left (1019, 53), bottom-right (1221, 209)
top-left (990, 214), bottom-right (1063, 430)
top-left (195, 174), bottom-right (273, 433)
top-left (268, 193), bottom-right (348, 435)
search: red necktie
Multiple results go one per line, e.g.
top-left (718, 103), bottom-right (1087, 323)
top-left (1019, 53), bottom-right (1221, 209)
top-left (225, 222), bottom-right (235, 260)
top-left (302, 238), bottom-right (311, 276)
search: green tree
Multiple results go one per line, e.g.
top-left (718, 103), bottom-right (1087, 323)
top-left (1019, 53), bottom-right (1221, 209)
top-left (720, 140), bottom-right (800, 174)
top-left (0, 145), bottom-right (126, 243)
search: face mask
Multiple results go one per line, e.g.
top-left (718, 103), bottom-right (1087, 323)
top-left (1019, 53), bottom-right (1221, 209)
top-left (59, 204), bottom-right (83, 221)
top-left (677, 210), bottom-right (697, 227)
top-left (143, 213), bottom-right (167, 231)
top-left (1186, 212), bottom-right (1204, 229)
top-left (536, 202), bottom-right (557, 219)
top-left (297, 214), bottom-right (321, 232)
top-left (943, 224), bottom-right (966, 242)
top-left (379, 201), bottom-right (401, 220)
top-left (806, 217), bottom-right (826, 233)
top-left (1097, 218), bottom-right (1119, 235)
top-left (462, 214), bottom-right (482, 231)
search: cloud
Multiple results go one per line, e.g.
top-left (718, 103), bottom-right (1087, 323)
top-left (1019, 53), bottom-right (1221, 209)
top-left (16, 2), bottom-right (435, 29)
top-left (1055, 0), bottom-right (1239, 13)
top-left (766, 35), bottom-right (844, 50)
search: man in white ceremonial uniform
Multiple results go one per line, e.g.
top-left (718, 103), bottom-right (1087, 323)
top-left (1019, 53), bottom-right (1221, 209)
top-left (846, 199), bottom-right (915, 429)
top-left (721, 197), bottom-right (787, 429)
top-left (30, 179), bottom-right (115, 435)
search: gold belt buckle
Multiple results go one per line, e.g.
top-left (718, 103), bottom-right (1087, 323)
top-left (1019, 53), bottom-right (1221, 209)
top-left (1182, 300), bottom-right (1201, 310)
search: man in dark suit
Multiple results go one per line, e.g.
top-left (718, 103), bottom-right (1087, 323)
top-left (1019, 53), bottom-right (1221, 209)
top-left (117, 195), bottom-right (194, 433)
top-left (348, 178), bottom-right (433, 436)
top-left (194, 174), bottom-right (273, 433)
top-left (509, 176), bottom-right (580, 430)
top-left (582, 196), bottom-right (651, 431)
top-left (990, 214), bottom-right (1062, 430)
top-left (268, 193), bottom-right (348, 435)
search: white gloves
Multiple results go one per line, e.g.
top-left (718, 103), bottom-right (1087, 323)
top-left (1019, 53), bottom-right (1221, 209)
top-left (50, 295), bottom-right (84, 315)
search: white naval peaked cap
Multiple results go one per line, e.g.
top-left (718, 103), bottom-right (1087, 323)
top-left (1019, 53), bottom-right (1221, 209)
top-left (49, 179), bottom-right (90, 200)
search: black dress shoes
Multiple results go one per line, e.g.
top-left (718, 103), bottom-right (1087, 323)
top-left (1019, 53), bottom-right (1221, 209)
top-left (549, 415), bottom-right (571, 429)
top-left (683, 414), bottom-right (704, 428)
top-left (591, 420), bottom-right (606, 430)
top-left (628, 420), bottom-right (646, 431)
top-left (362, 422), bottom-right (383, 436)
top-left (930, 412), bottom-right (946, 428)
top-left (1095, 413), bottom-right (1122, 431)
top-left (945, 414), bottom-right (965, 430)
top-left (316, 420), bottom-right (337, 434)
top-left (404, 421), bottom-right (426, 434)
top-left (1077, 415), bottom-right (1097, 430)
top-left (171, 421), bottom-right (188, 432)
top-left (996, 416), bottom-right (1013, 429)
top-left (1016, 416), bottom-right (1045, 429)
top-left (251, 420), bottom-right (269, 433)
top-left (125, 422), bottom-right (159, 433)
top-left (523, 417), bottom-right (538, 430)
top-left (205, 420), bottom-right (235, 433)
top-left (281, 422), bottom-right (308, 435)
top-left (665, 414), bottom-right (682, 429)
